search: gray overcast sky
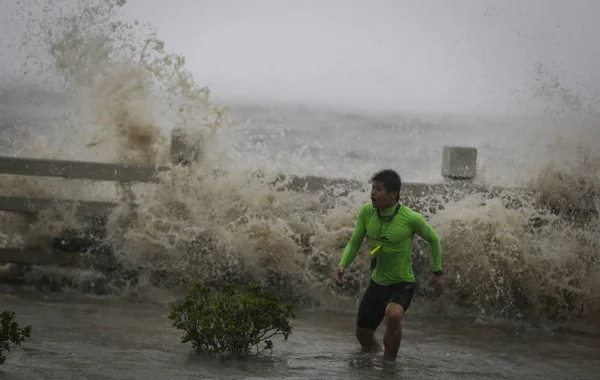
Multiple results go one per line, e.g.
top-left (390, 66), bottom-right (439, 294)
top-left (3, 0), bottom-right (600, 115)
top-left (118, 0), bottom-right (600, 114)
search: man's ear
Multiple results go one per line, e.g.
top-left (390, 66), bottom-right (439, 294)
top-left (390, 191), bottom-right (398, 200)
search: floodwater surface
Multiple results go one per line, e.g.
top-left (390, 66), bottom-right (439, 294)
top-left (0, 288), bottom-right (598, 380)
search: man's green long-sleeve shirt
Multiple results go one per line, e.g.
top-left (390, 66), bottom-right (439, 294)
top-left (338, 203), bottom-right (442, 285)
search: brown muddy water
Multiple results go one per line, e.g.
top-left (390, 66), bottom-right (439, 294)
top-left (0, 287), bottom-right (598, 380)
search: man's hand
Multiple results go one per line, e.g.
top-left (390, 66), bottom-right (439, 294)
top-left (333, 266), bottom-right (345, 286)
top-left (428, 274), bottom-right (443, 297)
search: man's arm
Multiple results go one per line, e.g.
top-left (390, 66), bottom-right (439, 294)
top-left (413, 212), bottom-right (442, 273)
top-left (338, 206), bottom-right (368, 268)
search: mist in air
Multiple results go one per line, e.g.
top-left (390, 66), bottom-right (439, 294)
top-left (115, 0), bottom-right (600, 116)
top-left (1, 0), bottom-right (600, 184)
top-left (2, 0), bottom-right (600, 115)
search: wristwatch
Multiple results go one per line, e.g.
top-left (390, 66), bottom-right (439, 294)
top-left (432, 270), bottom-right (443, 277)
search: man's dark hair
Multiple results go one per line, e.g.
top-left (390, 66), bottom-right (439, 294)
top-left (370, 169), bottom-right (401, 200)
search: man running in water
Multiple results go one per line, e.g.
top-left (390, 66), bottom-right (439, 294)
top-left (333, 169), bottom-right (443, 361)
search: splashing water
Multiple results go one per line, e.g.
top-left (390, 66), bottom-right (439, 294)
top-left (0, 0), bottom-right (599, 330)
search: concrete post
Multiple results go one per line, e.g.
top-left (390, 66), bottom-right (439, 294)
top-left (441, 146), bottom-right (477, 180)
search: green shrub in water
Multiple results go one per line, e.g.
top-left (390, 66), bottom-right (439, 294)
top-left (168, 282), bottom-right (295, 359)
top-left (0, 311), bottom-right (32, 365)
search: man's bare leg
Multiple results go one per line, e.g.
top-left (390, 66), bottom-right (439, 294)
top-left (382, 303), bottom-right (404, 360)
top-left (355, 327), bottom-right (382, 351)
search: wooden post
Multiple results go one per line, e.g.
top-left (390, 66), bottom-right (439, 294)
top-left (170, 127), bottom-right (203, 166)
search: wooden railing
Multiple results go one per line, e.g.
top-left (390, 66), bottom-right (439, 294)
top-left (0, 155), bottom-right (170, 267)
top-left (0, 145), bottom-right (482, 268)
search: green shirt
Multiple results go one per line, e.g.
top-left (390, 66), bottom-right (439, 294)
top-left (338, 202), bottom-right (442, 285)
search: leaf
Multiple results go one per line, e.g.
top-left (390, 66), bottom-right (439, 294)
top-left (0, 311), bottom-right (32, 365)
top-left (168, 281), bottom-right (295, 359)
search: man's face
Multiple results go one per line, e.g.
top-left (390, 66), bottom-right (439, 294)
top-left (370, 181), bottom-right (396, 209)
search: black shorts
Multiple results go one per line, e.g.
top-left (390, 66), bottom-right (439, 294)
top-left (356, 280), bottom-right (415, 331)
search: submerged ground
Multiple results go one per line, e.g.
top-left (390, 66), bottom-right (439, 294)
top-left (0, 287), bottom-right (598, 380)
